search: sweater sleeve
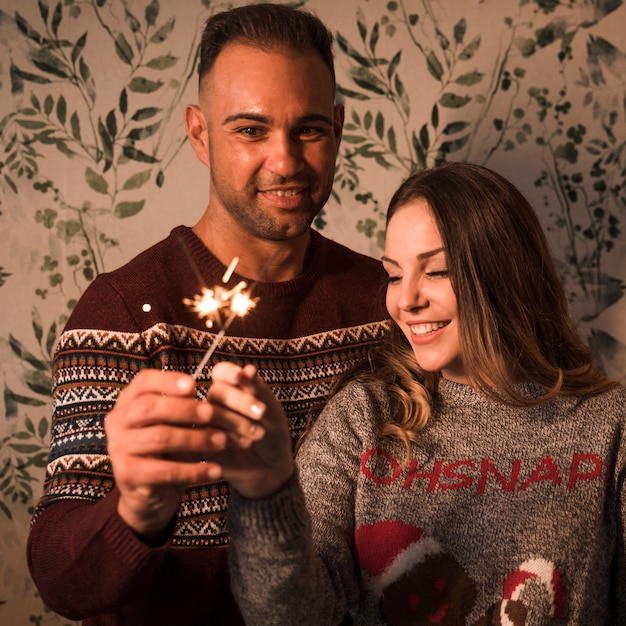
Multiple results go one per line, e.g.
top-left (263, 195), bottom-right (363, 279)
top-left (228, 385), bottom-right (368, 625)
top-left (27, 276), bottom-right (169, 618)
top-left (27, 489), bottom-right (171, 619)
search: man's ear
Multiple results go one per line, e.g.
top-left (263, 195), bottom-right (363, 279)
top-left (333, 103), bottom-right (345, 153)
top-left (185, 104), bottom-right (210, 168)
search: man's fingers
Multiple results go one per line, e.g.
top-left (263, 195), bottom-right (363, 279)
top-left (207, 381), bottom-right (266, 421)
top-left (108, 386), bottom-right (206, 430)
top-left (211, 361), bottom-right (250, 386)
top-left (116, 369), bottom-right (196, 406)
top-left (118, 457), bottom-right (222, 489)
top-left (213, 362), bottom-right (273, 403)
top-left (110, 422), bottom-right (229, 457)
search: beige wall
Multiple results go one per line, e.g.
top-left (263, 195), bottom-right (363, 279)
top-left (1, 0), bottom-right (624, 621)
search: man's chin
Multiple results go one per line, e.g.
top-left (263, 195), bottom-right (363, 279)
top-left (263, 216), bottom-right (318, 241)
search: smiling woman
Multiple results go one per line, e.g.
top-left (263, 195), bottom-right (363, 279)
top-left (383, 198), bottom-right (463, 383)
top-left (381, 162), bottom-right (611, 407)
top-left (220, 162), bottom-right (626, 626)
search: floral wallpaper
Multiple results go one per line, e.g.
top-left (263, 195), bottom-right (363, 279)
top-left (0, 0), bottom-right (624, 622)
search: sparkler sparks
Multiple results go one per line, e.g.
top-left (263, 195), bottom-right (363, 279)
top-left (183, 278), bottom-right (257, 330)
top-left (183, 256), bottom-right (259, 379)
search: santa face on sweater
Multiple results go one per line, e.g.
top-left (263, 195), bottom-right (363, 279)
top-left (381, 552), bottom-right (477, 625)
top-left (355, 520), bottom-right (567, 625)
top-left (355, 521), bottom-right (476, 624)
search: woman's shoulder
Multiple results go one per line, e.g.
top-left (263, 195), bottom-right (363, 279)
top-left (578, 382), bottom-right (626, 413)
top-left (311, 378), bottom-right (394, 437)
top-left (552, 383), bottom-right (626, 435)
top-left (332, 377), bottom-right (393, 412)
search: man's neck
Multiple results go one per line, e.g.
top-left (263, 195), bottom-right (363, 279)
top-left (192, 216), bottom-right (311, 283)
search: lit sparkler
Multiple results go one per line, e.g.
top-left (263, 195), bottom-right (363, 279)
top-left (183, 257), bottom-right (259, 379)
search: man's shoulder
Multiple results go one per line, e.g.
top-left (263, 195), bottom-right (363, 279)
top-left (106, 225), bottom-right (191, 279)
top-left (311, 229), bottom-right (384, 274)
top-left (62, 226), bottom-right (202, 332)
top-left (312, 229), bottom-right (378, 259)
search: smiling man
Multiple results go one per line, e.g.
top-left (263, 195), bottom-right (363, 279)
top-left (27, 4), bottom-right (389, 625)
top-left (187, 31), bottom-right (344, 280)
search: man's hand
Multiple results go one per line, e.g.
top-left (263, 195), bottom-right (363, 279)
top-left (105, 369), bottom-right (264, 540)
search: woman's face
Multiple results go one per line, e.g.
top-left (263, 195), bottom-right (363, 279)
top-left (383, 199), bottom-right (467, 384)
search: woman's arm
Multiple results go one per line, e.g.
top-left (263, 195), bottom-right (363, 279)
top-left (208, 362), bottom-right (361, 625)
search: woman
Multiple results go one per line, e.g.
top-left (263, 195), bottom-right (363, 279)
top-left (205, 162), bottom-right (625, 625)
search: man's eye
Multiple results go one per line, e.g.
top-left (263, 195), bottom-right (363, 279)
top-left (239, 127), bottom-right (262, 137)
top-left (296, 127), bottom-right (324, 138)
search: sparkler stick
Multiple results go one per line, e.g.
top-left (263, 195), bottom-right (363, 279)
top-left (191, 328), bottom-right (226, 380)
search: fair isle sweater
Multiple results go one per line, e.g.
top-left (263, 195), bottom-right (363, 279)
top-left (27, 226), bottom-right (389, 626)
top-left (228, 378), bottom-right (626, 625)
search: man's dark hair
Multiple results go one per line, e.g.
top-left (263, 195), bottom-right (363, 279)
top-left (198, 3), bottom-right (335, 85)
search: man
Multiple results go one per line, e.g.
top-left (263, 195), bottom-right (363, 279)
top-left (27, 4), bottom-right (389, 625)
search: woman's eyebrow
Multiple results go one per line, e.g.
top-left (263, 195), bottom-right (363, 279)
top-left (417, 247), bottom-right (445, 261)
top-left (381, 247), bottom-right (445, 266)
top-left (381, 255), bottom-right (398, 266)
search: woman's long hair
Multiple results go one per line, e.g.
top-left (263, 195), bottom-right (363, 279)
top-left (343, 162), bottom-right (617, 457)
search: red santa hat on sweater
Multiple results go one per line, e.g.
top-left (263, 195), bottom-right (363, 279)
top-left (355, 520), bottom-right (443, 596)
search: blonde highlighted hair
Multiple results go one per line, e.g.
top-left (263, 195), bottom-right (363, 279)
top-left (343, 162), bottom-right (617, 459)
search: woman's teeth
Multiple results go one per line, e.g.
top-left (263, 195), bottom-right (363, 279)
top-left (410, 321), bottom-right (449, 336)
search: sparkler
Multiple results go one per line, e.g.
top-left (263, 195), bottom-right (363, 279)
top-left (183, 256), bottom-right (259, 379)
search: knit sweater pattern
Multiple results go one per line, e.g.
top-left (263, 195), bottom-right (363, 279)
top-left (27, 226), bottom-right (389, 625)
top-left (228, 378), bottom-right (626, 626)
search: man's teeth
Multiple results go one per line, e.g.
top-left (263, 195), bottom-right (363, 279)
top-left (269, 189), bottom-right (300, 197)
top-left (411, 321), bottom-right (448, 336)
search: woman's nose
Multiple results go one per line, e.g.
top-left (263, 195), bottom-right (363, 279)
top-left (399, 281), bottom-right (427, 312)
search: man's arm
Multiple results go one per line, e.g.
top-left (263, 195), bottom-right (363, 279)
top-left (26, 276), bottom-right (258, 619)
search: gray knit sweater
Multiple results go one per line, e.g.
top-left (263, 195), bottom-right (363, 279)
top-left (228, 378), bottom-right (626, 625)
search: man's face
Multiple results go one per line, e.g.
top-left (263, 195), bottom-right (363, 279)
top-left (198, 43), bottom-right (343, 242)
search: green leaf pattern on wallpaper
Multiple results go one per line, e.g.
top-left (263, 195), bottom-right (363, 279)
top-left (0, 0), bottom-right (624, 621)
top-left (330, 0), bottom-right (625, 375)
top-left (0, 0), bottom-right (231, 620)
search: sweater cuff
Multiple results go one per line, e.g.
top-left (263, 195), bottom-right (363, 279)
top-left (227, 472), bottom-right (308, 543)
top-left (97, 488), bottom-right (171, 569)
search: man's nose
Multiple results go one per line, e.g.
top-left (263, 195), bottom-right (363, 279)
top-left (265, 133), bottom-right (304, 178)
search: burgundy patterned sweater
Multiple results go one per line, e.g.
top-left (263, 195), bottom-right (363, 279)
top-left (27, 226), bottom-right (389, 625)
